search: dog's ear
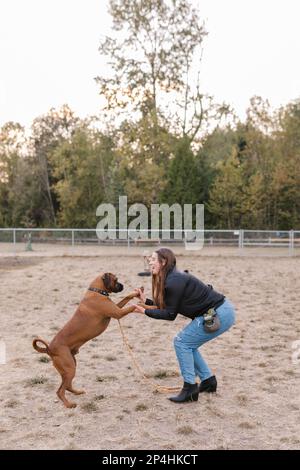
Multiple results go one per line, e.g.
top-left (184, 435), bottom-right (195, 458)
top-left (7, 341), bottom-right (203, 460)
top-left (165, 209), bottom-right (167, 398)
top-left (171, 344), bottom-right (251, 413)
top-left (102, 273), bottom-right (113, 290)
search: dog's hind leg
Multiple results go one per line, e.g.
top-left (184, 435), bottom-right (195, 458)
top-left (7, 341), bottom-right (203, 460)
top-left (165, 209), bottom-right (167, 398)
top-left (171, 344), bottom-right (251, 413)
top-left (52, 348), bottom-right (78, 408)
top-left (67, 384), bottom-right (86, 395)
top-left (67, 350), bottom-right (86, 395)
top-left (66, 376), bottom-right (86, 396)
top-left (57, 375), bottom-right (78, 408)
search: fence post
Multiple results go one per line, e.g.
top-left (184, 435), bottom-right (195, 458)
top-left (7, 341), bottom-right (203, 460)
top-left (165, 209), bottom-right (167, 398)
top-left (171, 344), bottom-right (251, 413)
top-left (238, 229), bottom-right (244, 251)
top-left (71, 230), bottom-right (75, 247)
top-left (13, 229), bottom-right (16, 245)
top-left (289, 230), bottom-right (294, 256)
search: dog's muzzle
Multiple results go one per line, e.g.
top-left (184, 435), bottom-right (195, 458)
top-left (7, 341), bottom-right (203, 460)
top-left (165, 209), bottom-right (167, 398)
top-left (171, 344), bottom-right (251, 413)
top-left (113, 282), bottom-right (124, 293)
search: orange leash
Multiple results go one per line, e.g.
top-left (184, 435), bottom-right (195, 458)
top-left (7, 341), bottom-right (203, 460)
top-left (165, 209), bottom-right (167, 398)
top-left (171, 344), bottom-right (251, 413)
top-left (118, 320), bottom-right (180, 393)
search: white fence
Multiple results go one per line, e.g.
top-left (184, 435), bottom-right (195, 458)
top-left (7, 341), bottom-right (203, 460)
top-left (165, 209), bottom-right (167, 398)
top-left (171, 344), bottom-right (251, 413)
top-left (0, 228), bottom-right (299, 256)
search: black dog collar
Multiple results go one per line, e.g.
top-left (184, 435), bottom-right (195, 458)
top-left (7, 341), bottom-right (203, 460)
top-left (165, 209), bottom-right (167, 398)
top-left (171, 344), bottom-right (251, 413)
top-left (88, 287), bottom-right (109, 297)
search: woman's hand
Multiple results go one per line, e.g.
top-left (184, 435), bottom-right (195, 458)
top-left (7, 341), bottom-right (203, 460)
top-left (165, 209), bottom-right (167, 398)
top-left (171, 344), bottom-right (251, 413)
top-left (132, 304), bottom-right (146, 314)
top-left (129, 287), bottom-right (144, 299)
top-left (132, 287), bottom-right (146, 303)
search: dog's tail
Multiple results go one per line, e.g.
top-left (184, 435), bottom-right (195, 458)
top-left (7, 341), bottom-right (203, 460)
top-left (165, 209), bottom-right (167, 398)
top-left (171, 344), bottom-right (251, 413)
top-left (32, 337), bottom-right (50, 355)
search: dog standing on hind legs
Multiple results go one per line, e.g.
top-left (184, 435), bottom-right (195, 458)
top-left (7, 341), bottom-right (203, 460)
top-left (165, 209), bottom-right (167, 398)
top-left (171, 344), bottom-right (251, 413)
top-left (33, 272), bottom-right (139, 408)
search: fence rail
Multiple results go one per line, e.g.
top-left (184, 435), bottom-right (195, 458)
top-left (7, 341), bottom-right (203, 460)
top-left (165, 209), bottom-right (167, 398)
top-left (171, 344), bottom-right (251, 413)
top-left (0, 228), bottom-right (299, 255)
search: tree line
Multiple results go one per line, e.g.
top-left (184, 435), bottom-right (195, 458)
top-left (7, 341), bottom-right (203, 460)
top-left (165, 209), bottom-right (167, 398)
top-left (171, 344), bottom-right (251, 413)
top-left (0, 0), bottom-right (299, 230)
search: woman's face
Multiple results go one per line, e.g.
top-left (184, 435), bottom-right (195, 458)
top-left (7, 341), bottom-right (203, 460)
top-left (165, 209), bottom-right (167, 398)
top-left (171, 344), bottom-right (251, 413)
top-left (149, 252), bottom-right (164, 275)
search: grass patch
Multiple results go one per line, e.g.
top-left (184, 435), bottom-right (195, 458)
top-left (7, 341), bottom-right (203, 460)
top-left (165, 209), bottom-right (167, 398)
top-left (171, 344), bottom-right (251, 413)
top-left (94, 394), bottom-right (105, 401)
top-left (5, 400), bottom-right (19, 408)
top-left (150, 369), bottom-right (179, 379)
top-left (96, 375), bottom-right (117, 382)
top-left (38, 356), bottom-right (50, 363)
top-left (27, 375), bottom-right (48, 386)
top-left (177, 426), bottom-right (194, 435)
top-left (135, 403), bottom-right (148, 412)
top-left (238, 421), bottom-right (256, 429)
top-left (266, 375), bottom-right (277, 383)
top-left (236, 394), bottom-right (248, 405)
top-left (81, 401), bottom-right (98, 413)
top-left (105, 355), bottom-right (116, 362)
top-left (153, 371), bottom-right (168, 379)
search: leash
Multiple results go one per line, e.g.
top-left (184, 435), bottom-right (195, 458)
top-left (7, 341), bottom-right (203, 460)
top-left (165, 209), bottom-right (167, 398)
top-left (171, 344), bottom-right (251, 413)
top-left (118, 320), bottom-right (181, 394)
top-left (88, 287), bottom-right (179, 391)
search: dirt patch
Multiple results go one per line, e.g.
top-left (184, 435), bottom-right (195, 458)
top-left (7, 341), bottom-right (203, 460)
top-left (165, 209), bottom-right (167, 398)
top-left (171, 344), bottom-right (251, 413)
top-left (0, 257), bottom-right (45, 271)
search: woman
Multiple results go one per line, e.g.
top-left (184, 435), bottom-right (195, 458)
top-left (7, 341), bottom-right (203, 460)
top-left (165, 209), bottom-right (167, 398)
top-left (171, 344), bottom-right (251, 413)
top-left (133, 248), bottom-right (235, 403)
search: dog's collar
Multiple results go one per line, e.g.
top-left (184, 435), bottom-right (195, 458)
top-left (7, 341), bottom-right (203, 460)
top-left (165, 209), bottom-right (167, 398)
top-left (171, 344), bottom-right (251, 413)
top-left (88, 287), bottom-right (109, 297)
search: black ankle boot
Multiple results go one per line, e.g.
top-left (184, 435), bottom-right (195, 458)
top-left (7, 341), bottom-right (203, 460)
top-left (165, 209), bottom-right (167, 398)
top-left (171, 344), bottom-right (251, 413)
top-left (169, 382), bottom-right (199, 403)
top-left (198, 375), bottom-right (217, 393)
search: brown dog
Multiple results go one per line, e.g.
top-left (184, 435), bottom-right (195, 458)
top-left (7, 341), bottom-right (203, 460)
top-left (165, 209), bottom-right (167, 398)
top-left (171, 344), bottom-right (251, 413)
top-left (33, 272), bottom-right (137, 408)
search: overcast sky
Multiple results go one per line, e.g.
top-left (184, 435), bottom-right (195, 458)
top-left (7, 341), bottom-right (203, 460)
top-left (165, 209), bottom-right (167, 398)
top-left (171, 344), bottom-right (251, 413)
top-left (0, 0), bottom-right (300, 128)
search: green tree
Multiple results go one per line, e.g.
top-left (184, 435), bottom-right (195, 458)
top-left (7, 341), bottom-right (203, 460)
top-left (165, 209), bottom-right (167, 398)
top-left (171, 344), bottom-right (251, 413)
top-left (50, 127), bottom-right (117, 227)
top-left (272, 100), bottom-right (300, 228)
top-left (208, 149), bottom-right (246, 229)
top-left (0, 122), bottom-right (25, 226)
top-left (162, 137), bottom-right (199, 205)
top-left (116, 115), bottom-right (175, 206)
top-left (30, 105), bottom-right (80, 225)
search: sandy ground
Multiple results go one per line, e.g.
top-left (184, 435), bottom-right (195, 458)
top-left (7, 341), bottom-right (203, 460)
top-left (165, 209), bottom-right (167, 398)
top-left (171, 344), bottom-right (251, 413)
top-left (0, 251), bottom-right (300, 450)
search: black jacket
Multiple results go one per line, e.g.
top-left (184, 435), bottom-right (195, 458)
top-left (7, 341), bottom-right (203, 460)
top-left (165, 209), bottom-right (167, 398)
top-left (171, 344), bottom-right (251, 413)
top-left (144, 268), bottom-right (225, 321)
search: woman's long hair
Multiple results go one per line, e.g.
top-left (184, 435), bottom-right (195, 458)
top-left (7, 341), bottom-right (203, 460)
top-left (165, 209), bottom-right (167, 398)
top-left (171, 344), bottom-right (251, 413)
top-left (152, 248), bottom-right (176, 308)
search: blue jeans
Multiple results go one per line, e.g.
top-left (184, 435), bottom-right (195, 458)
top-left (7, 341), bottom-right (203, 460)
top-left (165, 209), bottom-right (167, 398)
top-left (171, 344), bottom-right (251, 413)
top-left (173, 299), bottom-right (236, 384)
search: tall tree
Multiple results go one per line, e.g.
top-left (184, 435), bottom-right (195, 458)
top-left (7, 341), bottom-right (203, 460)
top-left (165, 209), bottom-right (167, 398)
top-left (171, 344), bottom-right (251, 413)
top-left (30, 105), bottom-right (80, 225)
top-left (96, 0), bottom-right (208, 142)
top-left (0, 122), bottom-right (25, 226)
